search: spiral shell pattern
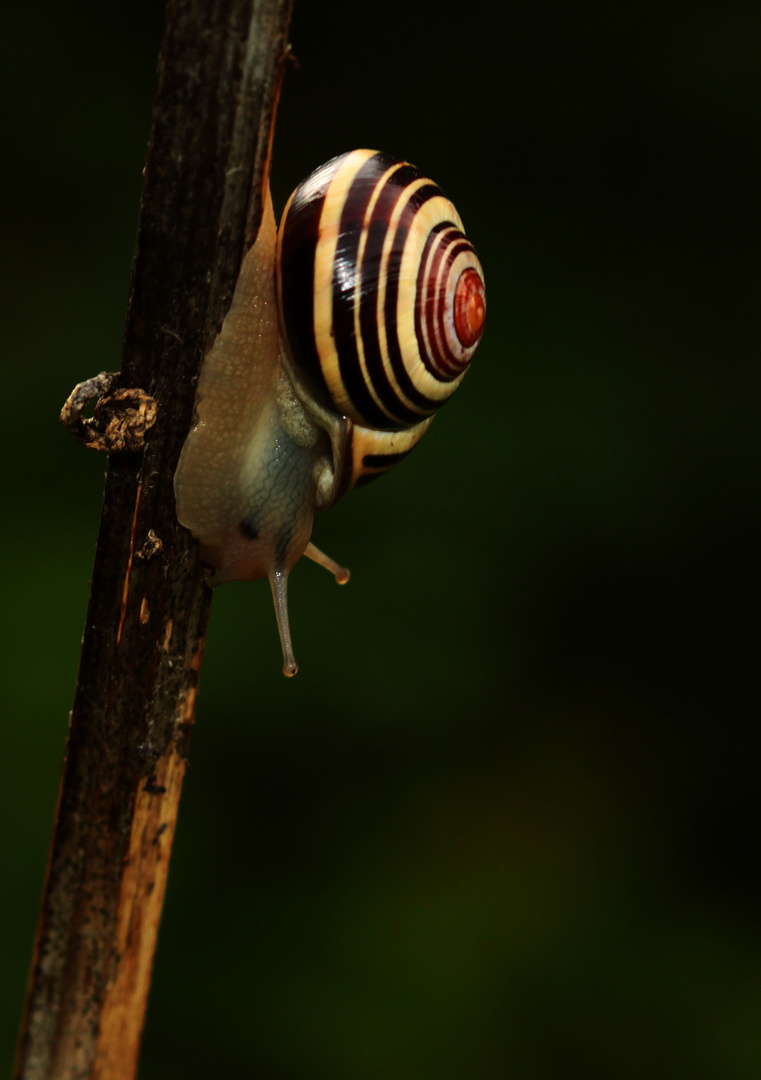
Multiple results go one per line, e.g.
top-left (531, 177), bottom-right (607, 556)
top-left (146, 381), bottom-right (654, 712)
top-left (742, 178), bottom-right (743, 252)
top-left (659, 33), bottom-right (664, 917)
top-left (277, 149), bottom-right (485, 432)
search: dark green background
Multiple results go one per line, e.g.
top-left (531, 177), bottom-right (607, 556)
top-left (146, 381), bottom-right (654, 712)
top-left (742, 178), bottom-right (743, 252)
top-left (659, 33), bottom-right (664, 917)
top-left (1, 1), bottom-right (759, 1076)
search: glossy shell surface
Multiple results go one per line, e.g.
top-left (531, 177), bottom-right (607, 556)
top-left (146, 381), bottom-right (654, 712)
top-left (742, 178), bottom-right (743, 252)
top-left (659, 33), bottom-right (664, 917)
top-left (277, 149), bottom-right (486, 433)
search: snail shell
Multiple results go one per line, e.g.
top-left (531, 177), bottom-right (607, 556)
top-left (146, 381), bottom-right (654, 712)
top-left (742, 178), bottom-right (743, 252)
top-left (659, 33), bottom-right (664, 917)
top-left (174, 150), bottom-right (485, 675)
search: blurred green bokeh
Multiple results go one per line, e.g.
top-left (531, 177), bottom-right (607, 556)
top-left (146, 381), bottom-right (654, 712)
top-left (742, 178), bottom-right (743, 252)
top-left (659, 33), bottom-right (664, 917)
top-left (1, 1), bottom-right (759, 1077)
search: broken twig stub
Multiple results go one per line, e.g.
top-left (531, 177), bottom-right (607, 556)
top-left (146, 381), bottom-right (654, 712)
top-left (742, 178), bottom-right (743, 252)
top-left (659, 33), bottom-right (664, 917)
top-left (60, 372), bottom-right (158, 453)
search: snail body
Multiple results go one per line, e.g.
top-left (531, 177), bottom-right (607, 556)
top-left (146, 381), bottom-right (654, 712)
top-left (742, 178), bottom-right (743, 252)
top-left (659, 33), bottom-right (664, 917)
top-left (174, 150), bottom-right (485, 675)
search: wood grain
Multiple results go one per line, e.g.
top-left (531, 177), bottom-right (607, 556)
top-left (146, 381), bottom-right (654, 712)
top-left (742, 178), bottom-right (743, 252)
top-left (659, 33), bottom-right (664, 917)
top-left (14, 1), bottom-right (294, 1077)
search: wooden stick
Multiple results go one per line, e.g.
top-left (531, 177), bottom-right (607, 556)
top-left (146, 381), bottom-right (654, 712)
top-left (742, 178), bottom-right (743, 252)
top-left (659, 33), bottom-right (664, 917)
top-left (13, 2), bottom-right (294, 1077)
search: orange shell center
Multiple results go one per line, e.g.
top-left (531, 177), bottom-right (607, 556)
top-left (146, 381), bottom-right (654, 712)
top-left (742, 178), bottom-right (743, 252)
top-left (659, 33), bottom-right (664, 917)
top-left (453, 268), bottom-right (486, 348)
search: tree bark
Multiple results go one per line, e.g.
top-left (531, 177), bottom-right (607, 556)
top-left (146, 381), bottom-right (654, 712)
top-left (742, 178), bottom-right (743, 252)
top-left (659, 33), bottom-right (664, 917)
top-left (14, 2), bottom-right (294, 1077)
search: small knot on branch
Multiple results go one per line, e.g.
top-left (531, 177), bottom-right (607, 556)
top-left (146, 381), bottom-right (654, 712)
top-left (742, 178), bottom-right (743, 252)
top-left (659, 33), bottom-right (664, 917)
top-left (60, 372), bottom-right (158, 453)
top-left (285, 43), bottom-right (301, 72)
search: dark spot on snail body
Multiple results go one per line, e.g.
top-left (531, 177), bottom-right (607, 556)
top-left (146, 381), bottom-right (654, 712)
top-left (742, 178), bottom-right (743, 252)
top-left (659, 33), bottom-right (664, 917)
top-left (239, 520), bottom-right (259, 541)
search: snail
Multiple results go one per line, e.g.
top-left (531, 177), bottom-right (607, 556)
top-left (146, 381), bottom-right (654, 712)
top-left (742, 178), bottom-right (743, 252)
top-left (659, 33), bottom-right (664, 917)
top-left (174, 149), bottom-right (486, 676)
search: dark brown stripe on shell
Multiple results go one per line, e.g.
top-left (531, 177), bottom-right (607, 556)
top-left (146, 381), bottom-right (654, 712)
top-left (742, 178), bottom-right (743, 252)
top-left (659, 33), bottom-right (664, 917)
top-left (361, 449), bottom-right (414, 469)
top-left (353, 471), bottom-right (387, 489)
top-left (280, 151), bottom-right (483, 437)
top-left (278, 177), bottom-right (334, 414)
top-left (338, 162), bottom-right (429, 428)
top-left (414, 222), bottom-right (451, 379)
top-left (379, 183), bottom-right (453, 415)
top-left (330, 154), bottom-right (403, 428)
top-left (424, 236), bottom-right (477, 378)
